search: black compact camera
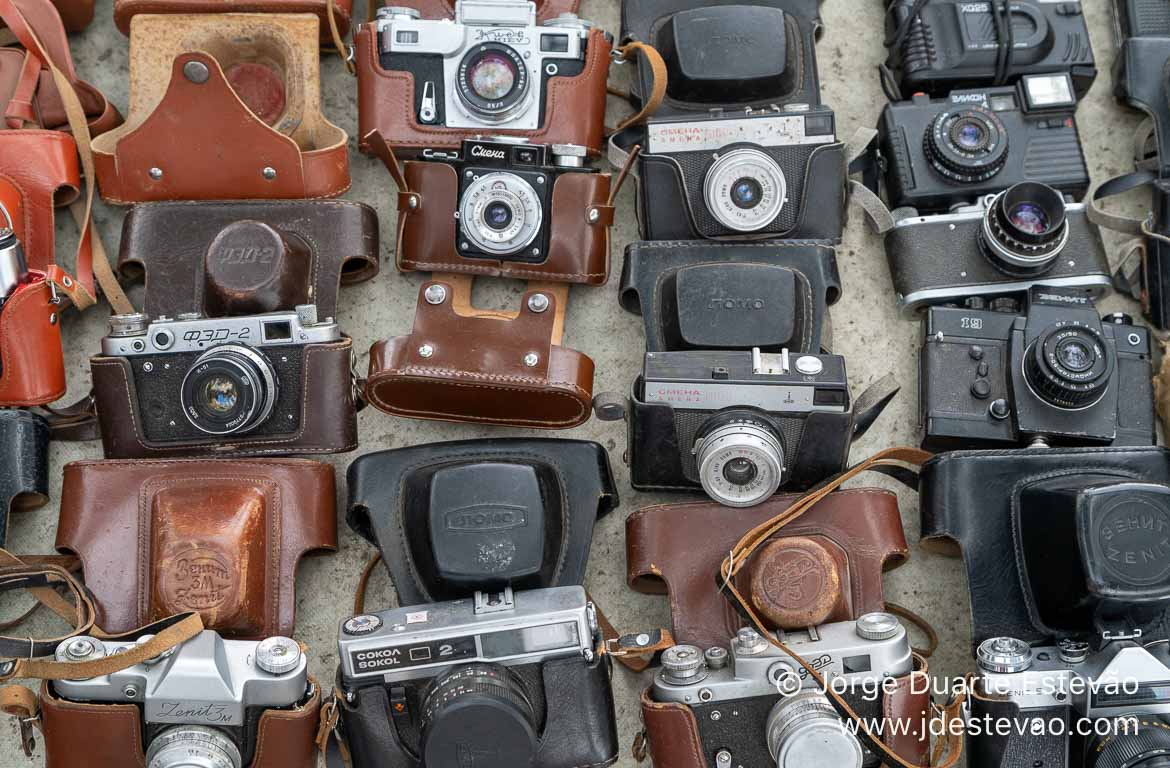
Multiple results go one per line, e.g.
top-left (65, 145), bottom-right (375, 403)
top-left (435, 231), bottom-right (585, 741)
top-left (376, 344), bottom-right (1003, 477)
top-left (444, 136), bottom-right (596, 263)
top-left (920, 289), bottom-right (1155, 451)
top-left (336, 586), bottom-right (617, 768)
top-left (878, 73), bottom-right (1088, 212)
top-left (882, 0), bottom-right (1097, 99)
top-left (632, 106), bottom-right (846, 242)
top-left (885, 181), bottom-right (1111, 315)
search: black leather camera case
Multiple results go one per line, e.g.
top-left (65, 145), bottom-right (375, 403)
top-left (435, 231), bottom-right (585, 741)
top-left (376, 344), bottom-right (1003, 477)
top-left (920, 446), bottom-right (1170, 649)
top-left (346, 439), bottom-right (618, 603)
top-left (0, 409), bottom-right (49, 547)
top-left (619, 240), bottom-right (840, 353)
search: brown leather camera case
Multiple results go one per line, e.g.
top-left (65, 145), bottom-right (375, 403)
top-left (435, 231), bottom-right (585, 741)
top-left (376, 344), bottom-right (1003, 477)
top-left (0, 131), bottom-right (79, 273)
top-left (354, 24), bottom-right (611, 155)
top-left (56, 458), bottom-right (336, 638)
top-left (39, 678), bottom-right (321, 768)
top-left (113, 0), bottom-right (352, 43)
top-left (626, 489), bottom-right (910, 651)
top-left (395, 161), bottom-right (613, 283)
top-left (92, 14), bottom-right (349, 203)
top-left (117, 200), bottom-right (379, 320)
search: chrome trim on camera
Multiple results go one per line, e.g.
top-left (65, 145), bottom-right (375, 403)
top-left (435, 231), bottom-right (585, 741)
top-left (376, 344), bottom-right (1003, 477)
top-left (897, 276), bottom-right (1112, 317)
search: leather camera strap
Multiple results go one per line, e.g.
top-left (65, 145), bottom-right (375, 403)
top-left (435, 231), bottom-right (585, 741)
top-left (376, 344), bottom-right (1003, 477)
top-left (327, 0), bottom-right (354, 74)
top-left (719, 447), bottom-right (965, 768)
top-left (609, 42), bottom-right (666, 133)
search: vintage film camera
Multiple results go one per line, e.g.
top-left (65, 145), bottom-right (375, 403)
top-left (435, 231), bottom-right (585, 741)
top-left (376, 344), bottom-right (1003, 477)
top-left (374, 0), bottom-right (597, 131)
top-left (968, 636), bottom-right (1170, 767)
top-left (634, 105), bottom-right (846, 242)
top-left (49, 631), bottom-right (314, 767)
top-left (336, 586), bottom-right (618, 768)
top-left (649, 616), bottom-right (914, 768)
top-left (885, 181), bottom-right (1111, 314)
top-left (439, 136), bottom-right (598, 262)
top-left (919, 289), bottom-right (1155, 451)
top-left (609, 347), bottom-right (857, 507)
top-left (882, 0), bottom-right (1097, 99)
top-left (878, 73), bottom-right (1088, 212)
top-left (92, 305), bottom-right (353, 454)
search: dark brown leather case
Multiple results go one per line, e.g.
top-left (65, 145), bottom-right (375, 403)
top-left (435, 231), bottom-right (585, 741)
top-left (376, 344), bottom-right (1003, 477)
top-left (113, 0), bottom-right (352, 43)
top-left (626, 489), bottom-right (910, 651)
top-left (395, 162), bottom-right (614, 283)
top-left (91, 14), bottom-right (349, 204)
top-left (117, 200), bottom-right (379, 320)
top-left (40, 678), bottom-right (321, 768)
top-left (56, 458), bottom-right (337, 638)
top-left (365, 277), bottom-right (595, 428)
top-left (354, 24), bottom-right (611, 156)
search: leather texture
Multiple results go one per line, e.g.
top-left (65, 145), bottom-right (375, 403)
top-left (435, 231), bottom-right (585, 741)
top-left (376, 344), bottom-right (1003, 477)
top-left (920, 446), bottom-right (1170, 649)
top-left (0, 0), bottom-right (119, 134)
top-left (372, 0), bottom-right (576, 23)
top-left (354, 24), bottom-right (611, 156)
top-left (347, 438), bottom-right (617, 604)
top-left (0, 274), bottom-right (64, 406)
top-left (397, 162), bottom-right (613, 284)
top-left (626, 489), bottom-right (909, 650)
top-left (118, 200), bottom-right (379, 320)
top-left (57, 458), bottom-right (337, 638)
top-left (365, 280), bottom-right (595, 428)
top-left (113, 0), bottom-right (352, 42)
top-left (90, 337), bottom-right (358, 458)
top-left (0, 409), bottom-right (49, 547)
top-left (619, 239), bottom-right (841, 353)
top-left (92, 15), bottom-right (349, 204)
top-left (40, 678), bottom-right (322, 768)
top-left (0, 130), bottom-right (79, 273)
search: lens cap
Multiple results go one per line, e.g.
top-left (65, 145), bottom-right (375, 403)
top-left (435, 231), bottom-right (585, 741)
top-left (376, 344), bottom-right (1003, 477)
top-left (749, 537), bottom-right (841, 629)
top-left (427, 463), bottom-right (546, 588)
top-left (1081, 483), bottom-right (1170, 598)
top-left (421, 664), bottom-right (538, 768)
top-left (204, 221), bottom-right (312, 316)
top-left (668, 263), bottom-right (797, 350)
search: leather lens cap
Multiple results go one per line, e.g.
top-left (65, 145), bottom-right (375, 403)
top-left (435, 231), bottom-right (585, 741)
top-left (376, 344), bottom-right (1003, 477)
top-left (204, 221), bottom-right (311, 316)
top-left (224, 62), bottom-right (287, 127)
top-left (749, 536), bottom-right (841, 628)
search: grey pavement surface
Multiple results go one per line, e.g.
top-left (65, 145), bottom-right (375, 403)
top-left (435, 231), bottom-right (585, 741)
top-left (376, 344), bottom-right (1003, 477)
top-left (0, 0), bottom-right (1155, 765)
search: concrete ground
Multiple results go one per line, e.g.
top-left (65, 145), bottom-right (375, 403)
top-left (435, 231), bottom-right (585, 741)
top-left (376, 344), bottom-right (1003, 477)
top-left (0, 0), bottom-right (1154, 765)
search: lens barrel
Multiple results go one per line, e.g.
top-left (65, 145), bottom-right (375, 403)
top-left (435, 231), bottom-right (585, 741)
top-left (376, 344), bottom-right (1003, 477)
top-left (180, 344), bottom-right (278, 436)
top-left (146, 726), bottom-right (242, 768)
top-left (766, 691), bottom-right (863, 768)
top-left (420, 663), bottom-right (538, 768)
top-left (1023, 323), bottom-right (1114, 409)
top-left (1086, 715), bottom-right (1170, 768)
top-left (981, 182), bottom-right (1070, 273)
top-left (456, 43), bottom-right (530, 122)
top-left (924, 107), bottom-right (1009, 183)
top-left (693, 410), bottom-right (785, 508)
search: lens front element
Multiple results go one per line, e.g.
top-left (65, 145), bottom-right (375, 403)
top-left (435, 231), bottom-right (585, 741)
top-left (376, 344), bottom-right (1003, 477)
top-left (704, 149), bottom-right (787, 233)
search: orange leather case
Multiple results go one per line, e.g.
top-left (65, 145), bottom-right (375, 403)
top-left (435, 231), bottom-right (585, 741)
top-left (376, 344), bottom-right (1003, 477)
top-left (0, 275), bottom-right (64, 407)
top-left (0, 131), bottom-right (79, 272)
top-left (396, 162), bottom-right (614, 284)
top-left (56, 458), bottom-right (337, 638)
top-left (40, 679), bottom-right (321, 768)
top-left (354, 23), bottom-right (611, 155)
top-left (113, 0), bottom-right (352, 42)
top-left (92, 14), bottom-right (350, 204)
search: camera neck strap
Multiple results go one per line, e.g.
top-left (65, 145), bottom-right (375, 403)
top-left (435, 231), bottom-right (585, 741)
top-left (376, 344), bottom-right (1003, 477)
top-left (719, 447), bottom-right (966, 768)
top-left (608, 41), bottom-right (666, 133)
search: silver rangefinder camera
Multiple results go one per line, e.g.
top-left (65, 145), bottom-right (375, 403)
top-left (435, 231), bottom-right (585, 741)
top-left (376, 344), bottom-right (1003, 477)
top-left (649, 615), bottom-right (914, 768)
top-left (51, 631), bottom-right (312, 768)
top-left (336, 586), bottom-right (620, 768)
top-left (375, 0), bottom-right (596, 129)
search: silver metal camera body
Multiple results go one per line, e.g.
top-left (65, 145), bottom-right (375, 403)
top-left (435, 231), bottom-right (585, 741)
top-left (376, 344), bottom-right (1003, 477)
top-left (53, 631), bottom-right (310, 768)
top-left (375, 0), bottom-right (593, 130)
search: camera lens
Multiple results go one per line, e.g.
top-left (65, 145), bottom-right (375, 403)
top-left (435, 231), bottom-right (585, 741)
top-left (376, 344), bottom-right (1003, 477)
top-left (458, 172), bottom-right (543, 257)
top-left (981, 182), bottom-right (1070, 273)
top-left (180, 344), bottom-right (278, 436)
top-left (421, 663), bottom-right (538, 768)
top-left (925, 107), bottom-right (1008, 183)
top-left (1086, 715), bottom-right (1170, 768)
top-left (1023, 323), bottom-right (1114, 410)
top-left (693, 410), bottom-right (785, 508)
top-left (766, 691), bottom-right (863, 768)
top-left (456, 44), bottom-right (530, 122)
top-left (703, 149), bottom-right (787, 233)
top-left (146, 725), bottom-right (242, 768)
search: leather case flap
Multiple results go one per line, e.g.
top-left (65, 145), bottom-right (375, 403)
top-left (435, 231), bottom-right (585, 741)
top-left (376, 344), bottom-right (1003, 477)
top-left (365, 278), bottom-right (594, 428)
top-left (398, 162), bottom-right (612, 284)
top-left (40, 679), bottom-right (321, 768)
top-left (92, 14), bottom-right (349, 203)
top-left (346, 438), bottom-right (617, 604)
top-left (626, 489), bottom-right (908, 650)
top-left (113, 0), bottom-right (352, 40)
top-left (0, 409), bottom-right (49, 546)
top-left (0, 130), bottom-right (79, 271)
top-left (0, 275), bottom-right (64, 406)
top-left (620, 239), bottom-right (840, 352)
top-left (354, 24), bottom-right (610, 155)
top-left (56, 458), bottom-right (337, 638)
top-left (118, 200), bottom-right (379, 320)
top-left (49, 0), bottom-right (90, 30)
top-left (375, 0), bottom-right (575, 22)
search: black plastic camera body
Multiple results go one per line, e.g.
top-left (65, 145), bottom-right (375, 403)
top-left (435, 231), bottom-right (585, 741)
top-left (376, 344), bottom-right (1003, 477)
top-left (885, 182), bottom-right (1112, 315)
top-left (919, 289), bottom-right (1156, 451)
top-left (882, 0), bottom-right (1097, 99)
top-left (878, 73), bottom-right (1088, 212)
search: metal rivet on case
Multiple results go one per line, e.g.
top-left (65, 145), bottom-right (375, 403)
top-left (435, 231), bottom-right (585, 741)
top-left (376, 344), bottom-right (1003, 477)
top-left (524, 352), bottom-right (539, 367)
top-left (183, 61), bottom-right (210, 84)
top-left (408, 195), bottom-right (419, 209)
top-left (262, 167), bottom-right (277, 180)
top-left (425, 284), bottom-right (447, 305)
top-left (48, 313), bottom-right (57, 325)
top-left (0, 661), bottom-right (13, 676)
top-left (149, 167), bottom-right (164, 180)
top-left (587, 207), bottom-right (601, 224)
top-left (419, 344), bottom-right (435, 358)
top-left (62, 275), bottom-right (72, 287)
top-left (527, 293), bottom-right (549, 313)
